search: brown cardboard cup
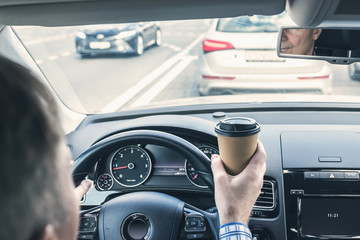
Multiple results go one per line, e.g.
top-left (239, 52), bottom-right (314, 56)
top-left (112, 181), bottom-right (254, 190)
top-left (215, 117), bottom-right (260, 175)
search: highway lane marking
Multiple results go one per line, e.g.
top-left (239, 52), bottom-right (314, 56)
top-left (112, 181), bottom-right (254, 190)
top-left (36, 43), bottom-right (181, 65)
top-left (48, 55), bottom-right (59, 60)
top-left (61, 51), bottom-right (71, 57)
top-left (161, 43), bottom-right (181, 51)
top-left (100, 33), bottom-right (205, 112)
top-left (184, 35), bottom-right (203, 52)
top-left (100, 54), bottom-right (181, 113)
top-left (23, 34), bottom-right (70, 46)
top-left (130, 56), bottom-right (198, 108)
top-left (35, 51), bottom-right (75, 64)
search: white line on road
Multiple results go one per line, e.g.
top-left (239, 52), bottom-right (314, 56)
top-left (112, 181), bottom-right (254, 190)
top-left (35, 51), bottom-right (72, 65)
top-left (48, 55), bottom-right (58, 60)
top-left (100, 55), bottom-right (181, 113)
top-left (61, 51), bottom-right (71, 57)
top-left (100, 33), bottom-right (205, 112)
top-left (23, 34), bottom-right (70, 46)
top-left (130, 56), bottom-right (198, 108)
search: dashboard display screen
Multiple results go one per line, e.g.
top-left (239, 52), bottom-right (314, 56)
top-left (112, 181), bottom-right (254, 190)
top-left (300, 197), bottom-right (360, 237)
top-left (146, 145), bottom-right (186, 176)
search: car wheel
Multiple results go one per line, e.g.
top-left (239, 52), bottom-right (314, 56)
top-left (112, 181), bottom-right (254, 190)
top-left (136, 35), bottom-right (144, 55)
top-left (154, 29), bottom-right (162, 46)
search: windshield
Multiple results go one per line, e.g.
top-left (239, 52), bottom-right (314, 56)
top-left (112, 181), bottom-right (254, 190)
top-left (13, 13), bottom-right (359, 114)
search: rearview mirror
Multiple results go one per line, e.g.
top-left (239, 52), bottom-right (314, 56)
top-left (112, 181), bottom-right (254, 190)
top-left (277, 27), bottom-right (360, 64)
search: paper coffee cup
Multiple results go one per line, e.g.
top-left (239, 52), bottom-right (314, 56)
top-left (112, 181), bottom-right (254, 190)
top-left (215, 117), bottom-right (260, 175)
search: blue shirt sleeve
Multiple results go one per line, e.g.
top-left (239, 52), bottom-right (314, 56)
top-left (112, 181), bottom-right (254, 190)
top-left (219, 222), bottom-right (252, 240)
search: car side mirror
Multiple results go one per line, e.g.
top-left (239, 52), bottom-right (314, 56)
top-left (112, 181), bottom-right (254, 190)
top-left (277, 27), bottom-right (360, 64)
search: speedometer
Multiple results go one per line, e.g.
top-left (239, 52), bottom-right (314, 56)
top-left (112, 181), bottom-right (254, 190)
top-left (185, 146), bottom-right (219, 188)
top-left (111, 145), bottom-right (152, 187)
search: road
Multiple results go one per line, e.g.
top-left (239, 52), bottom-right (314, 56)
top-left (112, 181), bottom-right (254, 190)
top-left (14, 20), bottom-right (360, 113)
top-left (14, 20), bottom-right (211, 113)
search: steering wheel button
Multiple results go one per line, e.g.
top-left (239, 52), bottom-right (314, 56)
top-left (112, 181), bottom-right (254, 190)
top-left (77, 234), bottom-right (94, 239)
top-left (187, 233), bottom-right (204, 239)
top-left (81, 227), bottom-right (95, 232)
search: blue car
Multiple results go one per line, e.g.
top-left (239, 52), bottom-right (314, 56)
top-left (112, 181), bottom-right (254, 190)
top-left (75, 22), bottom-right (161, 57)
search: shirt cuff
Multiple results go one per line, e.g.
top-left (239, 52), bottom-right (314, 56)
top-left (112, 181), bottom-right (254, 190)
top-left (220, 222), bottom-right (252, 240)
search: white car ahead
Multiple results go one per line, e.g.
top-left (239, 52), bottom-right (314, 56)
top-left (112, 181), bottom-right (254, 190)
top-left (198, 14), bottom-right (333, 95)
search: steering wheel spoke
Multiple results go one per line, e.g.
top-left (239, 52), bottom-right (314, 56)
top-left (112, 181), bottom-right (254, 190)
top-left (180, 203), bottom-right (219, 240)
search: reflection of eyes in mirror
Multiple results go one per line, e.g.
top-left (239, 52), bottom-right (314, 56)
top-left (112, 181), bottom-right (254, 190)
top-left (279, 28), bottom-right (360, 59)
top-left (280, 28), bottom-right (322, 56)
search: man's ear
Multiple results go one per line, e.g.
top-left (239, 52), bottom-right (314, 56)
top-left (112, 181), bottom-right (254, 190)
top-left (313, 28), bottom-right (322, 40)
top-left (38, 225), bottom-right (59, 240)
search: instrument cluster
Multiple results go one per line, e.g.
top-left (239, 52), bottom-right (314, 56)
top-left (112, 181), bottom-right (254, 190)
top-left (95, 144), bottom-right (218, 190)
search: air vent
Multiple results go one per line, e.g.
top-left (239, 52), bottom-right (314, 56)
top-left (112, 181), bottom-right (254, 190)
top-left (254, 180), bottom-right (276, 210)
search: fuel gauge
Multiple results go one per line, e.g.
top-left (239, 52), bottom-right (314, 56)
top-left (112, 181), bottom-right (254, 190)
top-left (97, 173), bottom-right (114, 190)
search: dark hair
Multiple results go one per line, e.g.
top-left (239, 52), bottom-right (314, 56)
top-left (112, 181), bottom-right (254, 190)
top-left (0, 55), bottom-right (71, 240)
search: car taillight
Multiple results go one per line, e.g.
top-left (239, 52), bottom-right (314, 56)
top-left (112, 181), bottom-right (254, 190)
top-left (203, 39), bottom-right (234, 53)
top-left (298, 75), bottom-right (329, 80)
top-left (202, 75), bottom-right (235, 80)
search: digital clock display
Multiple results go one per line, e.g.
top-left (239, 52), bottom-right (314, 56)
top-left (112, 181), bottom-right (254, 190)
top-left (299, 197), bottom-right (360, 237)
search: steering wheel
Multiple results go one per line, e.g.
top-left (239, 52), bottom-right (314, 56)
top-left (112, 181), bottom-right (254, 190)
top-left (72, 130), bottom-right (219, 240)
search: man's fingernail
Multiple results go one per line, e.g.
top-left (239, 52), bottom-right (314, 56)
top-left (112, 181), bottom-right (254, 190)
top-left (211, 154), bottom-right (218, 161)
top-left (81, 180), bottom-right (92, 190)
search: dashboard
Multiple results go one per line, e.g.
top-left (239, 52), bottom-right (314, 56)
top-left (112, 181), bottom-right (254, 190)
top-left (68, 104), bottom-right (360, 240)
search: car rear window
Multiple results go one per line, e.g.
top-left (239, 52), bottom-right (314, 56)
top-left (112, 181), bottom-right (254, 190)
top-left (216, 14), bottom-right (290, 33)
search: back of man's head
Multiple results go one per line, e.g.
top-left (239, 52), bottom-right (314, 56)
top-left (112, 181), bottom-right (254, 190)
top-left (0, 55), bottom-right (75, 240)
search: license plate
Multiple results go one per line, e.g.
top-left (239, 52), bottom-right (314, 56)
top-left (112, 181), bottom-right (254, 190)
top-left (89, 41), bottom-right (111, 49)
top-left (245, 50), bottom-right (283, 62)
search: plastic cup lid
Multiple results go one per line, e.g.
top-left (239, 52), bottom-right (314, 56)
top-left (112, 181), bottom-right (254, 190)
top-left (214, 117), bottom-right (260, 137)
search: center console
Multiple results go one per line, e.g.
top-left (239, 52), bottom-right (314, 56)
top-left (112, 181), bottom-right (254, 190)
top-left (281, 132), bottom-right (360, 240)
top-left (284, 170), bottom-right (360, 239)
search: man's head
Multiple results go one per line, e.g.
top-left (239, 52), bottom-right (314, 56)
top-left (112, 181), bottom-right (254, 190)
top-left (0, 56), bottom-right (78, 240)
top-left (281, 28), bottom-right (322, 55)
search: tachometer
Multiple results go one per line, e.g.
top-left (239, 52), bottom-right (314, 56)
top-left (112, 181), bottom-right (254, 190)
top-left (185, 146), bottom-right (219, 188)
top-left (111, 145), bottom-right (152, 187)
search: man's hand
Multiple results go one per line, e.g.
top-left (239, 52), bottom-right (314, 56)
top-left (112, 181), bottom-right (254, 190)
top-left (74, 179), bottom-right (92, 202)
top-left (211, 141), bottom-right (267, 226)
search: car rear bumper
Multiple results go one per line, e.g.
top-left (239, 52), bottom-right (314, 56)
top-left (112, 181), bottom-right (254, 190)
top-left (76, 39), bottom-right (135, 55)
top-left (199, 73), bottom-right (333, 95)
